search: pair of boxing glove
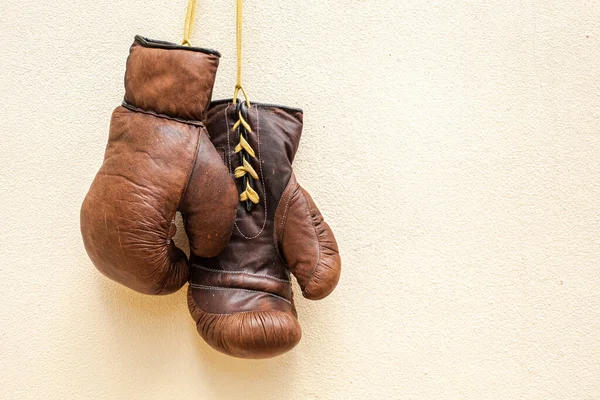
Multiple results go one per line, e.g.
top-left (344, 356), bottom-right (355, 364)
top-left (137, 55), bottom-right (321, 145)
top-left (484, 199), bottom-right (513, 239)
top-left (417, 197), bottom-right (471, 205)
top-left (80, 36), bottom-right (341, 359)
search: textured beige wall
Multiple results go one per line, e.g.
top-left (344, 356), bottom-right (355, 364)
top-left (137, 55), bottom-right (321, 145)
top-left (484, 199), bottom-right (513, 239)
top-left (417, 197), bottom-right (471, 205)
top-left (2, 0), bottom-right (600, 398)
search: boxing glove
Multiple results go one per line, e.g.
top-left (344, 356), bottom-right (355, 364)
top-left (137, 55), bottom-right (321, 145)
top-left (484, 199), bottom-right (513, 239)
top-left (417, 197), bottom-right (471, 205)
top-left (81, 36), bottom-right (238, 295)
top-left (187, 99), bottom-right (342, 358)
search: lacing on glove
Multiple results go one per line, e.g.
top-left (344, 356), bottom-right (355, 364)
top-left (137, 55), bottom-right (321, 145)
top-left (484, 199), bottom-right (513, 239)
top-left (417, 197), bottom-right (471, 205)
top-left (233, 103), bottom-right (259, 209)
top-left (232, 0), bottom-right (260, 210)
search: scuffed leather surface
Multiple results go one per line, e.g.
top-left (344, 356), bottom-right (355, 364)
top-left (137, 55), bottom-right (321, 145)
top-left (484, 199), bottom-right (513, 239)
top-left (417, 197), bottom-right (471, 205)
top-left (124, 36), bottom-right (220, 122)
top-left (275, 174), bottom-right (342, 300)
top-left (187, 288), bottom-right (301, 359)
top-left (180, 131), bottom-right (239, 258)
top-left (188, 101), bottom-right (341, 358)
top-left (81, 106), bottom-right (197, 294)
top-left (81, 38), bottom-right (237, 295)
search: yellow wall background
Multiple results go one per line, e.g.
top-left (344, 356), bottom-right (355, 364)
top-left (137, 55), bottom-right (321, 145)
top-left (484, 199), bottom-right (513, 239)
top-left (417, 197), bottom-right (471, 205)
top-left (2, 0), bottom-right (600, 398)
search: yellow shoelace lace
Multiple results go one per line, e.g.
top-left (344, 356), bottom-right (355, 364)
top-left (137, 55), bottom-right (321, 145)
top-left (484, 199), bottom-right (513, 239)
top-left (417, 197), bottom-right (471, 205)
top-left (181, 0), bottom-right (259, 206)
top-left (232, 0), bottom-right (259, 206)
top-left (181, 0), bottom-right (197, 46)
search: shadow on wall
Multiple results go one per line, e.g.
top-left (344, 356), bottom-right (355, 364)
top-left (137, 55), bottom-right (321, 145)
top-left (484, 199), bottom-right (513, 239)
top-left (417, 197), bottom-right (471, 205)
top-left (96, 283), bottom-right (303, 398)
top-left (93, 213), bottom-right (310, 399)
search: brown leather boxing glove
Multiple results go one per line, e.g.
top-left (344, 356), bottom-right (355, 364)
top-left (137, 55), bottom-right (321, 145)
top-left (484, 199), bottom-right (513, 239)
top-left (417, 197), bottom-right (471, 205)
top-left (187, 100), bottom-right (341, 358)
top-left (81, 36), bottom-right (238, 295)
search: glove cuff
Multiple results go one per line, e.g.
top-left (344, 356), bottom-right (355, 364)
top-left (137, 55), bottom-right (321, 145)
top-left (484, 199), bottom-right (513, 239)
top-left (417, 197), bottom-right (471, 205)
top-left (124, 36), bottom-right (220, 122)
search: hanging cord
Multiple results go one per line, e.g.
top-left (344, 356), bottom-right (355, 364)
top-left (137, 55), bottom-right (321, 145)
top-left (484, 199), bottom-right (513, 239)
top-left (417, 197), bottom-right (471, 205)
top-left (182, 0), bottom-right (198, 46)
top-left (232, 0), bottom-right (259, 209)
top-left (233, 0), bottom-right (251, 106)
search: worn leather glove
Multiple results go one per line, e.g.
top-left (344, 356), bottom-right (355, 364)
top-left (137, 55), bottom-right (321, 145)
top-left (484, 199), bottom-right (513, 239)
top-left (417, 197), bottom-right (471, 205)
top-left (187, 99), bottom-right (342, 358)
top-left (81, 36), bottom-right (238, 295)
